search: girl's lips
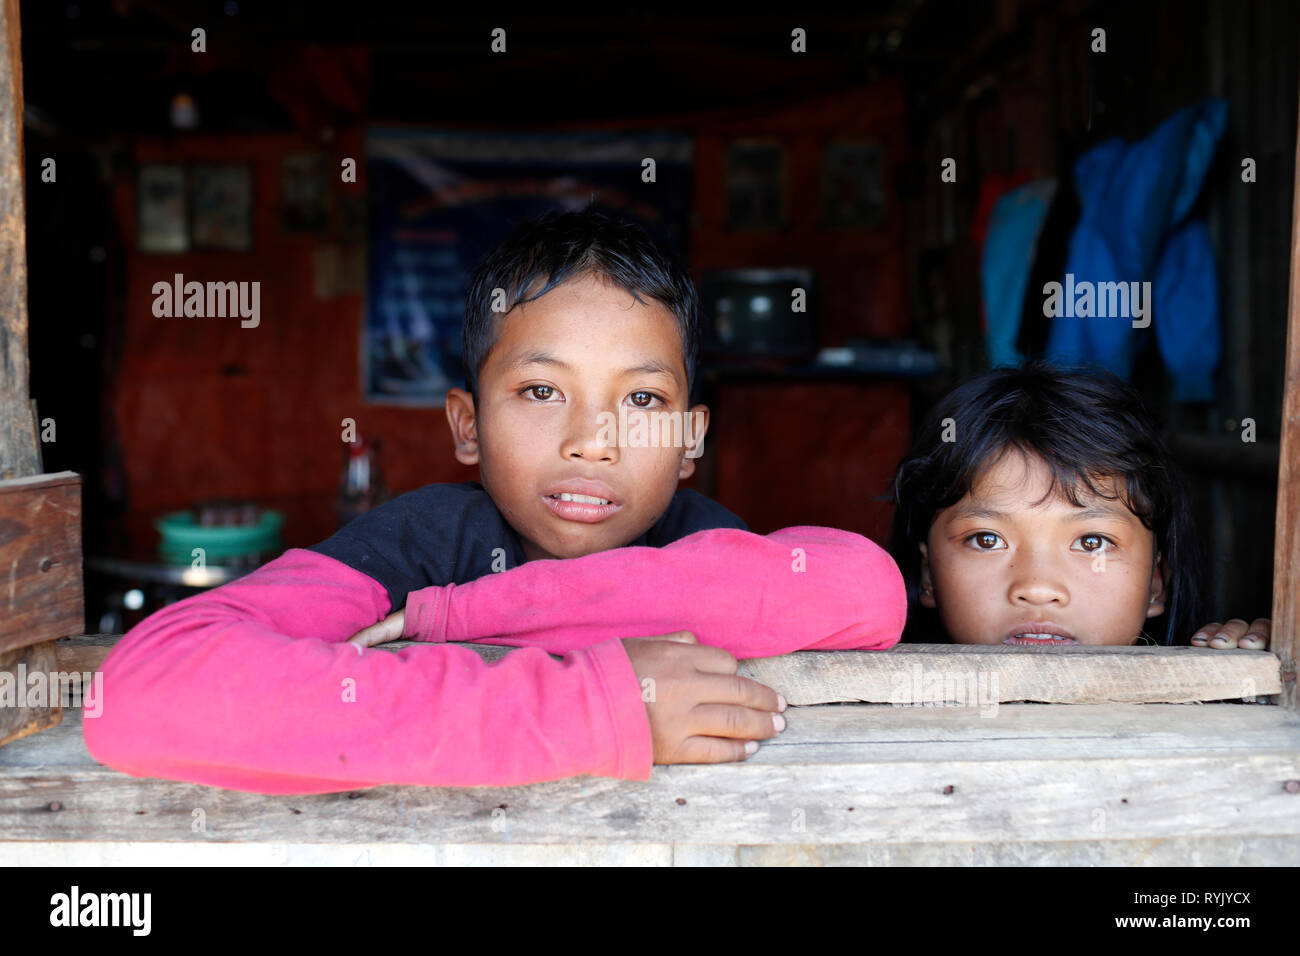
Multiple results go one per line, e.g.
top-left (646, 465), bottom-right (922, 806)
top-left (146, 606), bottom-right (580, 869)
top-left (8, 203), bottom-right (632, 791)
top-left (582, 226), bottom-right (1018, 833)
top-left (541, 493), bottom-right (621, 524)
top-left (1003, 635), bottom-right (1079, 646)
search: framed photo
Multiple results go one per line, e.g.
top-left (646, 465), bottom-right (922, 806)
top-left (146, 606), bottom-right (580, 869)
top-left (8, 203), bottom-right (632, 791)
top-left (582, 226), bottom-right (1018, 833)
top-left (191, 164), bottom-right (252, 251)
top-left (821, 140), bottom-right (885, 228)
top-left (136, 165), bottom-right (188, 253)
top-left (282, 152), bottom-right (330, 233)
top-left (725, 141), bottom-right (785, 229)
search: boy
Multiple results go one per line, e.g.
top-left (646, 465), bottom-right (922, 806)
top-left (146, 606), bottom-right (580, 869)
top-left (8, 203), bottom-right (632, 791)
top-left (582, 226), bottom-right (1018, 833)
top-left (83, 209), bottom-right (804, 793)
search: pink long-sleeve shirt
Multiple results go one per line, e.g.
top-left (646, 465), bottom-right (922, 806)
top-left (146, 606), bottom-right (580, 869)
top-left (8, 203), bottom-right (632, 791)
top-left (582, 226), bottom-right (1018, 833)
top-left (82, 525), bottom-right (904, 794)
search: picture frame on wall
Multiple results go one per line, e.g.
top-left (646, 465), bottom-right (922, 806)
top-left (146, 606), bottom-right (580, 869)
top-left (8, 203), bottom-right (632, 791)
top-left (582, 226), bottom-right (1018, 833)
top-left (725, 141), bottom-right (785, 230)
top-left (136, 164), bottom-right (188, 253)
top-left (821, 139), bottom-right (885, 228)
top-left (191, 163), bottom-right (253, 251)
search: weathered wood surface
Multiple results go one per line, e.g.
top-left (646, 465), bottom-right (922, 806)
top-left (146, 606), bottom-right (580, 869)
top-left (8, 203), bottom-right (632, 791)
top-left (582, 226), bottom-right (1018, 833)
top-left (0, 638), bottom-right (58, 746)
top-left (0, 472), bottom-right (84, 654)
top-left (53, 634), bottom-right (1283, 705)
top-left (5, 836), bottom-right (1300, 866)
top-left (742, 643), bottom-right (1282, 705)
top-left (1272, 68), bottom-right (1300, 710)
top-left (0, 0), bottom-right (36, 482)
top-left (1, 701), bottom-right (1298, 865)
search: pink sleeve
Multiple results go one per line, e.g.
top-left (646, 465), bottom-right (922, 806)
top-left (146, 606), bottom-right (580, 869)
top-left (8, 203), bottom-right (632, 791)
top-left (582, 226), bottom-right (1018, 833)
top-left (403, 526), bottom-right (906, 658)
top-left (81, 548), bottom-right (652, 794)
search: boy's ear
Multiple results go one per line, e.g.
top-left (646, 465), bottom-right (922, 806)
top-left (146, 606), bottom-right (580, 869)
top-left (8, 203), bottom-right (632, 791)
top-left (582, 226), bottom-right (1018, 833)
top-left (677, 404), bottom-right (710, 479)
top-left (1145, 550), bottom-right (1168, 618)
top-left (918, 541), bottom-right (936, 608)
top-left (444, 388), bottom-right (480, 466)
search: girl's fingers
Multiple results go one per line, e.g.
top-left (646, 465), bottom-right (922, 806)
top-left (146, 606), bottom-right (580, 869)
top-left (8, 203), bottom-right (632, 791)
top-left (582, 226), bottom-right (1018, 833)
top-left (1208, 618), bottom-right (1250, 648)
top-left (1190, 623), bottom-right (1222, 646)
top-left (1238, 618), bottom-right (1270, 650)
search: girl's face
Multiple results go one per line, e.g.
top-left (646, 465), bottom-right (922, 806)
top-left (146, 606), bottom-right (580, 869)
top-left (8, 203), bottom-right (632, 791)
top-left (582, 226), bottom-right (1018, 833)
top-left (919, 450), bottom-right (1167, 646)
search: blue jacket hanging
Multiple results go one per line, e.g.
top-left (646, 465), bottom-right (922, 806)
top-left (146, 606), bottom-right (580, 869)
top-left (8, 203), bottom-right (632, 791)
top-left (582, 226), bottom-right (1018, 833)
top-left (1044, 98), bottom-right (1226, 400)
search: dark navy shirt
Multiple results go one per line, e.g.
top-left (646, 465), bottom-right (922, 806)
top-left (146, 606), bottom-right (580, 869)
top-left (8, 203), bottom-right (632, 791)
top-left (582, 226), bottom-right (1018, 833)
top-left (308, 481), bottom-right (748, 613)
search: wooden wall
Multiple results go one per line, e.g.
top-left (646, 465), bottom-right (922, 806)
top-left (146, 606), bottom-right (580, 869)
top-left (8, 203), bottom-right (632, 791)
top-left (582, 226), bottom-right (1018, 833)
top-left (107, 80), bottom-right (911, 549)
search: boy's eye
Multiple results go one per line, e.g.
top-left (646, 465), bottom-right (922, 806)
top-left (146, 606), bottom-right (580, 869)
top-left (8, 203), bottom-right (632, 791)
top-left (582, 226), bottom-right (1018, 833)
top-left (522, 385), bottom-right (558, 401)
top-left (1075, 534), bottom-right (1113, 552)
top-left (965, 532), bottom-right (1005, 551)
top-left (628, 390), bottom-right (663, 408)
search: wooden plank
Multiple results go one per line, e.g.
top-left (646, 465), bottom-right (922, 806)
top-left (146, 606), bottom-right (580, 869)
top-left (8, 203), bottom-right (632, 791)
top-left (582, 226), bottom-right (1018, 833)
top-left (2, 835), bottom-right (1299, 866)
top-left (0, 472), bottom-right (84, 653)
top-left (1, 703), bottom-right (1298, 848)
top-left (54, 634), bottom-right (1283, 705)
top-left (0, 639), bottom-right (59, 746)
top-left (741, 643), bottom-right (1282, 705)
top-left (1272, 68), bottom-right (1300, 710)
top-left (0, 0), bottom-right (36, 482)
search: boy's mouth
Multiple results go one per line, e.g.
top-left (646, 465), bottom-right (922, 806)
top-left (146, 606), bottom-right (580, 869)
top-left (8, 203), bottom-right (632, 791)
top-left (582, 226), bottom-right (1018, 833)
top-left (541, 480), bottom-right (622, 524)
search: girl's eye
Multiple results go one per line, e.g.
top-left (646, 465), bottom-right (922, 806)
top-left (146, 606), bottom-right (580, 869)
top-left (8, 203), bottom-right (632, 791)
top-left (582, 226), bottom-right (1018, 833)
top-left (1075, 534), bottom-right (1113, 552)
top-left (966, 532), bottom-right (1005, 551)
top-left (628, 390), bottom-right (664, 408)
top-left (522, 385), bottom-right (558, 401)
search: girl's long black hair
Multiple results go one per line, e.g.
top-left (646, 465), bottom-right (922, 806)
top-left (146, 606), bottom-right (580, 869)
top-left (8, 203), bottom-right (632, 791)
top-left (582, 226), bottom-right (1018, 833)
top-left (888, 362), bottom-right (1203, 645)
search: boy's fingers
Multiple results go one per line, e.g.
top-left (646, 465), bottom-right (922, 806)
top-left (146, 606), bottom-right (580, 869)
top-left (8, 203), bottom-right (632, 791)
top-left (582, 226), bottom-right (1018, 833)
top-left (689, 703), bottom-right (785, 742)
top-left (697, 672), bottom-right (783, 714)
top-left (347, 611), bottom-right (404, 648)
top-left (658, 630), bottom-right (698, 644)
top-left (624, 630), bottom-right (698, 645)
top-left (671, 735), bottom-right (758, 764)
top-left (687, 642), bottom-right (742, 675)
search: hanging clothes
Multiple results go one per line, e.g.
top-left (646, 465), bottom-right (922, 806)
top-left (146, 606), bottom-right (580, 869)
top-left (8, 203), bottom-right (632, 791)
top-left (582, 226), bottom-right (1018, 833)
top-left (980, 179), bottom-right (1059, 369)
top-left (1044, 98), bottom-right (1226, 400)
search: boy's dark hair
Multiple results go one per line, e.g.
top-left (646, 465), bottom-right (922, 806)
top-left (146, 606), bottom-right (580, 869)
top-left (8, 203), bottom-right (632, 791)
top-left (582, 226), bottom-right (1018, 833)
top-left (888, 362), bottom-right (1203, 646)
top-left (461, 208), bottom-right (700, 403)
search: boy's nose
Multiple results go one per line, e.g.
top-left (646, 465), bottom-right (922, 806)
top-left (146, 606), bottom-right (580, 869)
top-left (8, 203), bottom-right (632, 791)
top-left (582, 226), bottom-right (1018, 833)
top-left (561, 409), bottom-right (619, 463)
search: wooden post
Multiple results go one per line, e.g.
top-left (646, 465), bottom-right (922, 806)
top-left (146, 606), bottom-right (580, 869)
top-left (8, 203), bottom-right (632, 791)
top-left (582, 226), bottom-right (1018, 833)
top-left (1272, 79), bottom-right (1300, 710)
top-left (0, 0), bottom-right (33, 481)
top-left (0, 0), bottom-right (72, 747)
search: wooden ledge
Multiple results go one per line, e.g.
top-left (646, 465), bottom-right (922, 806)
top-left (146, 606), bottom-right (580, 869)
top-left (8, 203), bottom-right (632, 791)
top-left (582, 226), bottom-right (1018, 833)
top-left (52, 633), bottom-right (1285, 706)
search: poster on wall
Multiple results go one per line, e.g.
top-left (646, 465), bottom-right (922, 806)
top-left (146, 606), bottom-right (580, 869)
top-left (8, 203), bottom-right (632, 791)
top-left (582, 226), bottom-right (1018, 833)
top-left (725, 141), bottom-right (784, 230)
top-left (363, 128), bottom-right (694, 406)
top-left (821, 140), bottom-right (885, 228)
top-left (191, 164), bottom-right (253, 251)
top-left (137, 165), bottom-right (188, 253)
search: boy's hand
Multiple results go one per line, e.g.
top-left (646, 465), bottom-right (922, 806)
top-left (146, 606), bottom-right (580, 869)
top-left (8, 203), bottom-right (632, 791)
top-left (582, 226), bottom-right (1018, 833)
top-left (621, 631), bottom-right (787, 765)
top-left (347, 609), bottom-right (405, 648)
top-left (1190, 618), bottom-right (1270, 650)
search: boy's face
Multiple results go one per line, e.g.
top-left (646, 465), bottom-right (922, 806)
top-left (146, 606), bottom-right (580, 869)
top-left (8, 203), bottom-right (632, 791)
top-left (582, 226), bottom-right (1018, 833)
top-left (445, 272), bottom-right (709, 561)
top-left (918, 450), bottom-right (1166, 646)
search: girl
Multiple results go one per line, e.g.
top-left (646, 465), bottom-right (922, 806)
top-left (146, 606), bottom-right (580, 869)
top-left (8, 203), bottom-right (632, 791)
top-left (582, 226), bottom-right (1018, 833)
top-left (888, 362), bottom-right (1269, 648)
